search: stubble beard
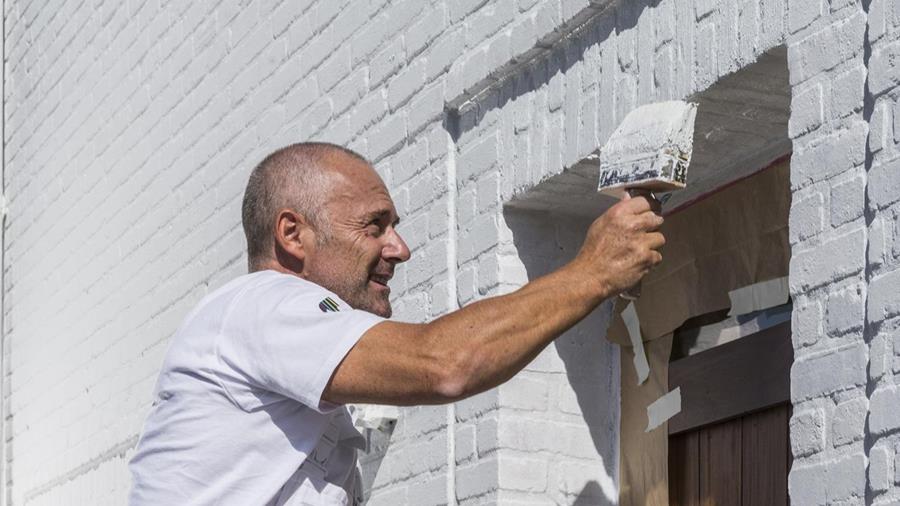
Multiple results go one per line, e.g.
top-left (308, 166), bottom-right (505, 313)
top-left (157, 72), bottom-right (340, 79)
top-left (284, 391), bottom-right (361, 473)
top-left (308, 247), bottom-right (392, 318)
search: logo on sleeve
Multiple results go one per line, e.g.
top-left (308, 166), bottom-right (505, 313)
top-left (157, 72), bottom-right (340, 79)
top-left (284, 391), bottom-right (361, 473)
top-left (318, 297), bottom-right (340, 313)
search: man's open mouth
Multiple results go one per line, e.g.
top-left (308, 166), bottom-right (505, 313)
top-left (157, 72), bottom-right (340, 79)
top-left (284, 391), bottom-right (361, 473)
top-left (369, 274), bottom-right (391, 286)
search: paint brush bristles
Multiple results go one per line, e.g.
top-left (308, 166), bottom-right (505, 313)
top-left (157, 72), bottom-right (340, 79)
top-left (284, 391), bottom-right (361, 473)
top-left (597, 101), bottom-right (698, 198)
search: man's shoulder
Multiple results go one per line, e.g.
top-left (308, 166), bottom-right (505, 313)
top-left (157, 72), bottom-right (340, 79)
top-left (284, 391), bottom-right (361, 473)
top-left (211, 271), bottom-right (348, 321)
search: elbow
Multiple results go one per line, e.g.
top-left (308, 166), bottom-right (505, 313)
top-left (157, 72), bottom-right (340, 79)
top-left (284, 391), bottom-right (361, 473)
top-left (431, 350), bottom-right (477, 402)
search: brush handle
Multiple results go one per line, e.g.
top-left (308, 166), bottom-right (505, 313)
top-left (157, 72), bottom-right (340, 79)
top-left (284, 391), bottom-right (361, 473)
top-left (621, 188), bottom-right (653, 300)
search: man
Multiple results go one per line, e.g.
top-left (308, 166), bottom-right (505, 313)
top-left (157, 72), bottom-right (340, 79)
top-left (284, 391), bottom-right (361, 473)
top-left (129, 142), bottom-right (664, 505)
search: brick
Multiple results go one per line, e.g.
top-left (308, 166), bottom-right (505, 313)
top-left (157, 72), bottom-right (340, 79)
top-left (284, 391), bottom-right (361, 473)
top-left (868, 0), bottom-right (896, 44)
top-left (457, 263), bottom-right (478, 306)
top-left (869, 215), bottom-right (889, 270)
top-left (498, 456), bottom-right (547, 493)
top-left (870, 385), bottom-right (900, 435)
top-left (870, 333), bottom-right (890, 382)
top-left (868, 157), bottom-right (900, 211)
top-left (789, 229), bottom-right (865, 292)
top-left (349, 13), bottom-right (393, 67)
top-left (316, 45), bottom-right (351, 93)
top-left (499, 375), bottom-right (548, 411)
top-left (407, 473), bottom-right (446, 506)
top-left (895, 443), bottom-right (900, 485)
top-left (893, 98), bottom-right (900, 147)
top-left (789, 461), bottom-right (827, 505)
top-left (459, 212), bottom-right (500, 264)
top-left (477, 251), bottom-right (501, 294)
top-left (455, 423), bottom-right (476, 464)
top-left (497, 417), bottom-right (597, 460)
top-left (869, 39), bottom-right (900, 97)
top-left (456, 458), bottom-right (499, 502)
top-left (409, 171), bottom-right (445, 213)
top-left (465, 0), bottom-right (516, 47)
top-left (793, 298), bottom-right (824, 347)
top-left (831, 65), bottom-right (865, 117)
top-left (790, 191), bottom-right (825, 243)
top-left (408, 82), bottom-right (444, 136)
top-left (459, 133), bottom-right (499, 183)
top-left (388, 60), bottom-right (427, 111)
top-left (449, 0), bottom-right (492, 23)
top-left (790, 342), bottom-right (867, 401)
top-left (298, 97), bottom-right (333, 138)
top-left (868, 99), bottom-right (892, 157)
top-left (791, 121), bottom-right (868, 189)
top-left (271, 1), bottom-right (311, 38)
top-left (330, 2), bottom-right (370, 46)
top-left (789, 0), bottom-right (824, 34)
top-left (790, 409), bottom-right (825, 457)
top-left (831, 396), bottom-right (867, 447)
top-left (826, 452), bottom-right (866, 502)
top-left (826, 284), bottom-right (865, 335)
top-left (366, 112), bottom-right (407, 162)
top-left (405, 5), bottom-right (447, 59)
top-left (474, 414), bottom-right (500, 456)
top-left (370, 39), bottom-right (406, 88)
top-left (868, 269), bottom-right (900, 323)
top-left (424, 28), bottom-right (465, 82)
top-left (789, 83), bottom-right (825, 137)
top-left (893, 213), bottom-right (900, 259)
top-left (349, 91), bottom-right (388, 137)
top-left (870, 444), bottom-right (892, 494)
top-left (829, 174), bottom-right (865, 227)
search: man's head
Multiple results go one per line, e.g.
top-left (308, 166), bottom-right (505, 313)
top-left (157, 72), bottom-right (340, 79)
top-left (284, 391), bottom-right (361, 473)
top-left (241, 142), bottom-right (410, 317)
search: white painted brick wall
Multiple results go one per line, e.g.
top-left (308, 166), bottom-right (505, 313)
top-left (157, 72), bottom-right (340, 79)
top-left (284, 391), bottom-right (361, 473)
top-left (4, 0), bottom-right (898, 505)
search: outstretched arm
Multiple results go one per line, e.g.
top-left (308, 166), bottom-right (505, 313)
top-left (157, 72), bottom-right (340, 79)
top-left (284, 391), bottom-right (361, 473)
top-left (322, 195), bottom-right (664, 406)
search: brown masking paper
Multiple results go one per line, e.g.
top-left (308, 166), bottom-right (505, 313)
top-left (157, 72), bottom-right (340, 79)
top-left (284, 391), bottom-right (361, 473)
top-left (619, 334), bottom-right (673, 506)
top-left (611, 160), bottom-right (791, 506)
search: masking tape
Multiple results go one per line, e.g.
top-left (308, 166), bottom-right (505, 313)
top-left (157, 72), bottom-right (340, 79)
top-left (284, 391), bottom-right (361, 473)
top-left (646, 387), bottom-right (681, 432)
top-left (727, 276), bottom-right (789, 317)
top-left (623, 302), bottom-right (649, 385)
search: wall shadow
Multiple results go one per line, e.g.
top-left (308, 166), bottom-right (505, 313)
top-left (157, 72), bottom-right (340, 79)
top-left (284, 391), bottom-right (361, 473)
top-left (504, 207), bottom-right (619, 505)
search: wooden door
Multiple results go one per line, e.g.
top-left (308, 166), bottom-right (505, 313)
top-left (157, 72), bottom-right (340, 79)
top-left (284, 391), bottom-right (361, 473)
top-left (668, 321), bottom-right (793, 506)
top-left (669, 403), bottom-right (791, 506)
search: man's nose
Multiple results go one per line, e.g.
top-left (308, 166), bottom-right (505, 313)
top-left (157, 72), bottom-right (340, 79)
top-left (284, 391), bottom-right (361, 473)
top-left (383, 227), bottom-right (411, 263)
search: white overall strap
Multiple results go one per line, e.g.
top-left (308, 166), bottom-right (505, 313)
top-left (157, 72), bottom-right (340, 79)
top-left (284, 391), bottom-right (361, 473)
top-left (300, 412), bottom-right (342, 478)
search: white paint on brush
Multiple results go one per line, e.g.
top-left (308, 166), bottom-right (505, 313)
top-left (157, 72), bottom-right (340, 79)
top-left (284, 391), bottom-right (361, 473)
top-left (602, 101), bottom-right (698, 161)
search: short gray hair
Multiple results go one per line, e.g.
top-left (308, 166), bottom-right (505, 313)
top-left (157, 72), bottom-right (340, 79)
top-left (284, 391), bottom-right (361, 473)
top-left (241, 142), bottom-right (368, 270)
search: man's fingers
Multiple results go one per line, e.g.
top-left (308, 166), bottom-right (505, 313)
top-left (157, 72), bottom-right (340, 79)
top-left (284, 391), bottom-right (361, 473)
top-left (619, 194), bottom-right (652, 214)
top-left (619, 194), bottom-right (663, 216)
top-left (644, 231), bottom-right (666, 251)
top-left (635, 211), bottom-right (664, 231)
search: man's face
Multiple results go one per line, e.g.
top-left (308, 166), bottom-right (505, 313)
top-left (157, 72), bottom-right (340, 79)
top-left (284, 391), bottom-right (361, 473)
top-left (301, 156), bottom-right (410, 318)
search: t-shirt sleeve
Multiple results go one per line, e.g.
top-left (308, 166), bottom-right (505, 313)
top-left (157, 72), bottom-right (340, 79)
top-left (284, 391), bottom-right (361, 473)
top-left (214, 283), bottom-right (384, 413)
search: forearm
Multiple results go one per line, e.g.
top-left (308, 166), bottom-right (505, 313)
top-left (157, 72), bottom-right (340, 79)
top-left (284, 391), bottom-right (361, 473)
top-left (423, 259), bottom-right (610, 400)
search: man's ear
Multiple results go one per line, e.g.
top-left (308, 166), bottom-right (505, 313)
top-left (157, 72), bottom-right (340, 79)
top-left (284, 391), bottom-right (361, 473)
top-left (273, 209), bottom-right (315, 273)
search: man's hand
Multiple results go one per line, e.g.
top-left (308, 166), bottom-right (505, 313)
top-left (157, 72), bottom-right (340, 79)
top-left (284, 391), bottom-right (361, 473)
top-left (571, 195), bottom-right (665, 298)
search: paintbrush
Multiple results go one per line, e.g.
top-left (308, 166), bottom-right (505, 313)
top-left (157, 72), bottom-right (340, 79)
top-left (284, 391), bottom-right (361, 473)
top-left (595, 100), bottom-right (698, 299)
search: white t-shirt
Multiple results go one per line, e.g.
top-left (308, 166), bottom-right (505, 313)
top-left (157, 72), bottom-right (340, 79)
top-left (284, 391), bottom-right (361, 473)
top-left (129, 270), bottom-right (385, 505)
